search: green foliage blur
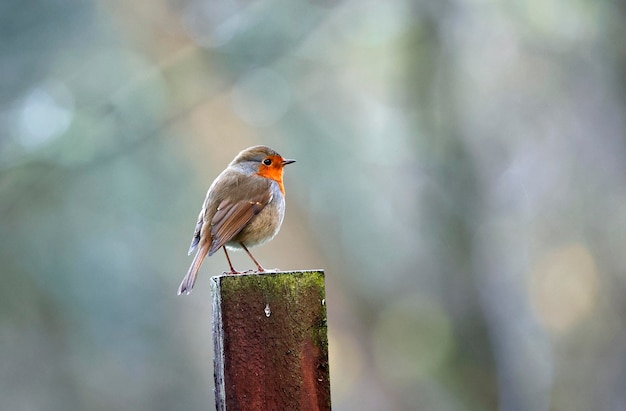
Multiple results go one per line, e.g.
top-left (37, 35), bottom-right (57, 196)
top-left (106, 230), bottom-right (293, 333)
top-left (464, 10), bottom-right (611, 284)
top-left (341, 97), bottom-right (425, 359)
top-left (2, 1), bottom-right (626, 410)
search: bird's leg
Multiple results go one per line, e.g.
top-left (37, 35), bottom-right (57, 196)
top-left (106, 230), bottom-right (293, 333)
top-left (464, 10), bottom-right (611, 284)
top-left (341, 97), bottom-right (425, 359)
top-left (222, 247), bottom-right (240, 274)
top-left (240, 242), bottom-right (265, 272)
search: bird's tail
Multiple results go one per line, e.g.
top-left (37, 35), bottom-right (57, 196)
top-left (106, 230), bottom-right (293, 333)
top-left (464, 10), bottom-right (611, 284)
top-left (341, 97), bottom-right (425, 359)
top-left (178, 242), bottom-right (210, 295)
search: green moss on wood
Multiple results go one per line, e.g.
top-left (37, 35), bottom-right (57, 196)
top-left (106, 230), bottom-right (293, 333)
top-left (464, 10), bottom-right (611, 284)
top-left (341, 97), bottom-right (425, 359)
top-left (218, 270), bottom-right (324, 300)
top-left (217, 270), bottom-right (327, 350)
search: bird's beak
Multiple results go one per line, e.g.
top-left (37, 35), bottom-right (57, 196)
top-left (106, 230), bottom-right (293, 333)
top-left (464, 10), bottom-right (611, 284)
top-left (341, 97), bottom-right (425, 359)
top-left (282, 159), bottom-right (296, 166)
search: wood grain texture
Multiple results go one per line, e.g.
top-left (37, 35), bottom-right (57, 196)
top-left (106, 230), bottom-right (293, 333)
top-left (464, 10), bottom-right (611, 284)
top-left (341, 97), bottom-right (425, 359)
top-left (212, 270), bottom-right (330, 411)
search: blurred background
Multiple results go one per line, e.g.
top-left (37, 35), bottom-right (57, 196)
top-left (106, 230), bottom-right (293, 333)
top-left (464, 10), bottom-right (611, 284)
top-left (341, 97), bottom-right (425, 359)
top-left (2, 0), bottom-right (626, 410)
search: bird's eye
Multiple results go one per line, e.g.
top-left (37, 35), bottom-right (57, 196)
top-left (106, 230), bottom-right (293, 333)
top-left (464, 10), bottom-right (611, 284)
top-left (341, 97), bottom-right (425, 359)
top-left (263, 158), bottom-right (272, 166)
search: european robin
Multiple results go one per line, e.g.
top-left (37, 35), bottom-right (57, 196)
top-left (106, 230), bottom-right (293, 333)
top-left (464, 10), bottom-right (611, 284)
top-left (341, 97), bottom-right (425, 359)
top-left (178, 145), bottom-right (295, 295)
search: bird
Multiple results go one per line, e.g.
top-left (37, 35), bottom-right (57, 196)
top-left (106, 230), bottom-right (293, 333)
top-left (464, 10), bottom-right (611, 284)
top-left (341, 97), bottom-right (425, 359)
top-left (178, 145), bottom-right (295, 295)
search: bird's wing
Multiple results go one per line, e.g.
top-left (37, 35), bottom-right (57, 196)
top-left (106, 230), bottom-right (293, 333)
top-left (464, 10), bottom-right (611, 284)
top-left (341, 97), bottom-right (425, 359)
top-left (187, 207), bottom-right (205, 255)
top-left (208, 188), bottom-right (273, 255)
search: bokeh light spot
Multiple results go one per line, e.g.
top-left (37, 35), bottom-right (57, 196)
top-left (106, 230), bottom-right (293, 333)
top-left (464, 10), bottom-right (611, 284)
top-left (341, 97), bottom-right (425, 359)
top-left (529, 244), bottom-right (599, 334)
top-left (16, 81), bottom-right (74, 149)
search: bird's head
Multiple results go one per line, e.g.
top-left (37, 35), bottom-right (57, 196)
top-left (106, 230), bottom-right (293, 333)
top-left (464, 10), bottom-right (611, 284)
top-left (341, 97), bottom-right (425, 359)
top-left (230, 145), bottom-right (295, 191)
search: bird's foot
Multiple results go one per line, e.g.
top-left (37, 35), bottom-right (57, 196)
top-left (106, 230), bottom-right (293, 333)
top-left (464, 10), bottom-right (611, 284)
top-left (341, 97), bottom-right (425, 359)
top-left (223, 269), bottom-right (241, 275)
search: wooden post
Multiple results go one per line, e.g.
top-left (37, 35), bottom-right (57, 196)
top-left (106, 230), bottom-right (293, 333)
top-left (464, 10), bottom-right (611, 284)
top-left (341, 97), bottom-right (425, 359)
top-left (211, 270), bottom-right (331, 411)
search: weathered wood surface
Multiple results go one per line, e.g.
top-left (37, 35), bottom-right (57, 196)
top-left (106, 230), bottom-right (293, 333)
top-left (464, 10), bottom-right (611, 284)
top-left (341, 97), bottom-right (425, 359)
top-left (211, 270), bottom-right (330, 411)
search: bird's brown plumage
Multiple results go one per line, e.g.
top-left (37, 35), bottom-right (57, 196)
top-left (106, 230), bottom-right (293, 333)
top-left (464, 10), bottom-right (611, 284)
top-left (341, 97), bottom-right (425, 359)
top-left (178, 146), bottom-right (294, 295)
